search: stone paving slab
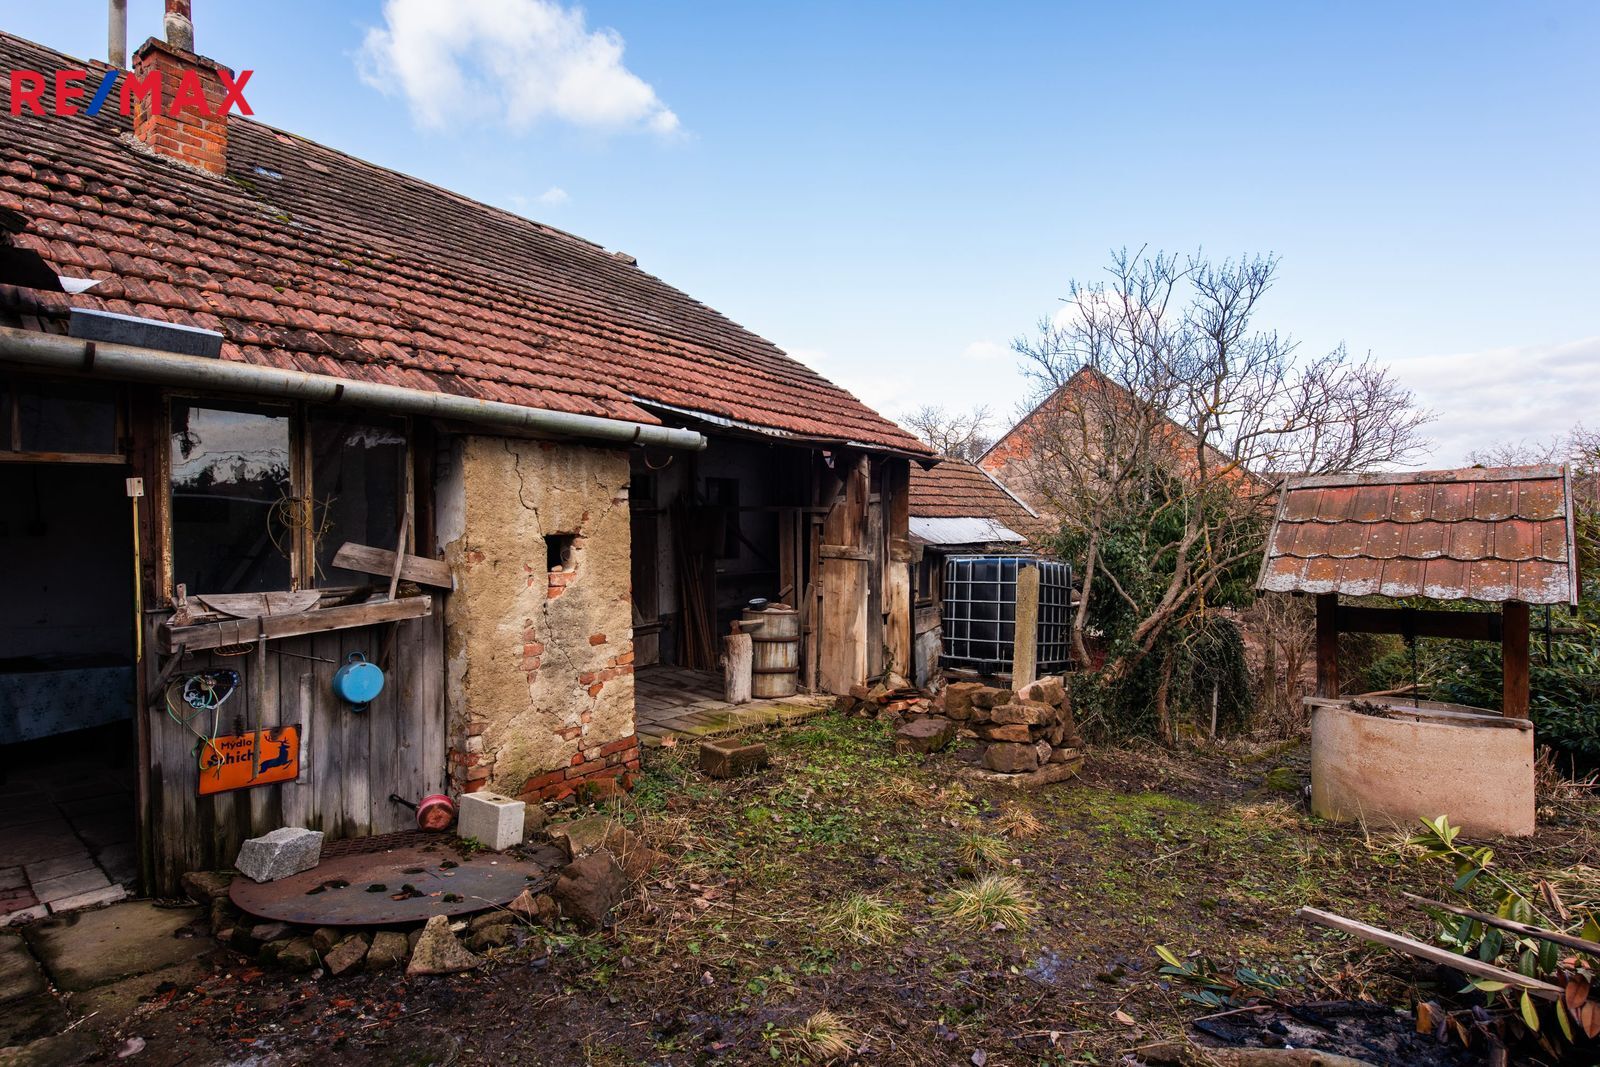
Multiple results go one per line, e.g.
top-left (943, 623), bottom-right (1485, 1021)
top-left (23, 853), bottom-right (97, 885)
top-left (0, 932), bottom-right (46, 1005)
top-left (31, 869), bottom-right (111, 907)
top-left (22, 901), bottom-right (206, 992)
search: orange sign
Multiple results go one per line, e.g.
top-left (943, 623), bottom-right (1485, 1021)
top-left (197, 725), bottom-right (300, 795)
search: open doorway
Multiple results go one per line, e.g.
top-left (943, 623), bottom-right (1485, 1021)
top-left (0, 377), bottom-right (139, 920)
top-left (628, 440), bottom-right (806, 729)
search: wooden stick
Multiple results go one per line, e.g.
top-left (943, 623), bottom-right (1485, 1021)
top-left (1400, 892), bottom-right (1600, 957)
top-left (1298, 907), bottom-right (1562, 1000)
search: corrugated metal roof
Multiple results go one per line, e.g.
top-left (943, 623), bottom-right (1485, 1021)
top-left (910, 516), bottom-right (1026, 546)
top-left (1257, 465), bottom-right (1579, 605)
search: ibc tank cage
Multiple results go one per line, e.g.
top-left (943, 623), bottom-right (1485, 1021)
top-left (940, 556), bottom-right (1072, 675)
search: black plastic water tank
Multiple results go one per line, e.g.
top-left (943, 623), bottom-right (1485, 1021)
top-left (940, 556), bottom-right (1072, 675)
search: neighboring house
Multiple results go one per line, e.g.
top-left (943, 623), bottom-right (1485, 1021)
top-left (0, 25), bottom-right (930, 894)
top-left (980, 366), bottom-right (1262, 522)
top-left (906, 458), bottom-right (1050, 686)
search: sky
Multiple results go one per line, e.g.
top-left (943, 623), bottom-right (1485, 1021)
top-left (6, 1), bottom-right (1598, 465)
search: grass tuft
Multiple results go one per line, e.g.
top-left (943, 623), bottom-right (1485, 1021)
top-left (995, 805), bottom-right (1045, 839)
top-left (819, 893), bottom-right (903, 946)
top-left (938, 874), bottom-right (1038, 930)
top-left (957, 831), bottom-right (1014, 869)
top-left (777, 1010), bottom-right (860, 1063)
top-left (870, 775), bottom-right (926, 806)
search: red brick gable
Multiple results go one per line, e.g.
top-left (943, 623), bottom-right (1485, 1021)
top-left (0, 32), bottom-right (929, 455)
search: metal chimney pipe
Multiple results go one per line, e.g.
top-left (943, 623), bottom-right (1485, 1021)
top-left (108, 0), bottom-right (127, 67)
top-left (164, 0), bottom-right (195, 52)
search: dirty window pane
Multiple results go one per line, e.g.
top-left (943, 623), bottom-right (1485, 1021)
top-left (170, 403), bottom-right (293, 594)
top-left (9, 379), bottom-right (120, 454)
top-left (311, 416), bottom-right (405, 587)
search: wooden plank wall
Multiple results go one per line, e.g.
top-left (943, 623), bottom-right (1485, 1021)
top-left (818, 451), bottom-right (870, 694)
top-left (881, 459), bottom-right (912, 680)
top-left (141, 611), bottom-right (444, 893)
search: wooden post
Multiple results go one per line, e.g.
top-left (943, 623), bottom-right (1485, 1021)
top-left (1502, 600), bottom-right (1530, 719)
top-left (1012, 561), bottom-right (1040, 690)
top-left (722, 626), bottom-right (754, 705)
top-left (883, 458), bottom-right (913, 682)
top-left (1315, 593), bottom-right (1339, 698)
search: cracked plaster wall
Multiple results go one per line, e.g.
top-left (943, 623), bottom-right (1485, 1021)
top-left (439, 435), bottom-right (638, 801)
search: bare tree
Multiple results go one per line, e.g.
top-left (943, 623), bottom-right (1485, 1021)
top-left (1010, 248), bottom-right (1433, 692)
top-left (900, 404), bottom-right (995, 462)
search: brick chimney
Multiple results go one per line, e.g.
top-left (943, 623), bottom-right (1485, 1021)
top-left (130, 1), bottom-right (233, 176)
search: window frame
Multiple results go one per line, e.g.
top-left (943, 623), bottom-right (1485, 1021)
top-left (0, 372), bottom-right (129, 465)
top-left (163, 396), bottom-right (413, 599)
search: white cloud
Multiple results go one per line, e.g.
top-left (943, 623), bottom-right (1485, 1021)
top-left (1389, 336), bottom-right (1600, 467)
top-left (536, 186), bottom-right (569, 205)
top-left (358, 0), bottom-right (679, 135)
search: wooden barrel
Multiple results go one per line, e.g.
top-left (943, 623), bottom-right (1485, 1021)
top-left (743, 604), bottom-right (800, 698)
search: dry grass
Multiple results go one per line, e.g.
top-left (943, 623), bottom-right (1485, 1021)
top-left (819, 893), bottom-right (903, 946)
top-left (775, 1010), bottom-right (860, 1063)
top-left (937, 874), bottom-right (1037, 931)
top-left (995, 804), bottom-right (1045, 839)
top-left (869, 775), bottom-right (927, 806)
top-left (956, 831), bottom-right (1014, 869)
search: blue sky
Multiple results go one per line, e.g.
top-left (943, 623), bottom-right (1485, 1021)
top-left (8, 1), bottom-right (1598, 463)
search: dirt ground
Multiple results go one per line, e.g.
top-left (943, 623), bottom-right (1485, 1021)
top-left (35, 714), bottom-right (1600, 1065)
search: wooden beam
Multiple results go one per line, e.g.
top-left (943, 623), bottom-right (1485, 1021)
top-left (332, 541), bottom-right (454, 590)
top-left (1315, 594), bottom-right (1339, 698)
top-left (1012, 561), bottom-right (1040, 689)
top-left (1502, 600), bottom-right (1530, 719)
top-left (159, 595), bottom-right (432, 653)
top-left (1298, 907), bottom-right (1562, 1000)
top-left (1399, 892), bottom-right (1600, 957)
top-left (1335, 604), bottom-right (1501, 642)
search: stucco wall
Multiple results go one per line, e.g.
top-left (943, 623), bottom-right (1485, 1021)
top-left (439, 435), bottom-right (638, 803)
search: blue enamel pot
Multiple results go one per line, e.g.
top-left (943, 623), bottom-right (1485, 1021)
top-left (332, 652), bottom-right (385, 711)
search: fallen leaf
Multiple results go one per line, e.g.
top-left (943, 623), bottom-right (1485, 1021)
top-left (1114, 1010), bottom-right (1136, 1026)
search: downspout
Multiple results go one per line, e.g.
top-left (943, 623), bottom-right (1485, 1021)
top-left (0, 326), bottom-right (706, 451)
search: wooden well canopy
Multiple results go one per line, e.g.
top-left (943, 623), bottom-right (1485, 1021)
top-left (1257, 465), bottom-right (1580, 717)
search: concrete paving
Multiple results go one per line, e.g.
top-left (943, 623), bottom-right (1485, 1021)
top-left (21, 901), bottom-right (205, 993)
top-left (0, 899), bottom-right (214, 1059)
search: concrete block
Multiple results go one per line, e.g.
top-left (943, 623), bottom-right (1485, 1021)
top-left (456, 792), bottom-right (525, 852)
top-left (699, 738), bottom-right (769, 779)
top-left (234, 827), bottom-right (323, 883)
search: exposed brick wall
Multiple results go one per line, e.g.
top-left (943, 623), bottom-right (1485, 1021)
top-left (130, 38), bottom-right (231, 176)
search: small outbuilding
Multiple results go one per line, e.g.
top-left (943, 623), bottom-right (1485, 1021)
top-left (1258, 465), bottom-right (1580, 836)
top-left (907, 458), bottom-right (1054, 687)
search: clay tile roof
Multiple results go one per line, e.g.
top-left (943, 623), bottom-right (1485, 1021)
top-left (1258, 465), bottom-right (1579, 605)
top-left (0, 32), bottom-right (929, 456)
top-left (908, 458), bottom-right (1050, 542)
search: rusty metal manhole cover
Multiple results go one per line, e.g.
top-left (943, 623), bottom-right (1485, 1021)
top-left (229, 843), bottom-right (565, 926)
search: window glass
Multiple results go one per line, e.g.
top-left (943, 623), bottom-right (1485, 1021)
top-left (170, 403), bottom-right (293, 593)
top-left (311, 416), bottom-right (405, 586)
top-left (8, 380), bottom-right (120, 454)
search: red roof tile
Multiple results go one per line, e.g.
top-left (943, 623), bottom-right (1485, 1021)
top-left (908, 458), bottom-right (1048, 540)
top-left (0, 33), bottom-right (929, 456)
top-left (1258, 466), bottom-right (1579, 604)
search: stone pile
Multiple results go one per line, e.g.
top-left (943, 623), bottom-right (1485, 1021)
top-left (836, 678), bottom-right (933, 719)
top-left (945, 675), bottom-right (1083, 781)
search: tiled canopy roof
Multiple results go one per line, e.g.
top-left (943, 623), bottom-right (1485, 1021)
top-left (909, 458), bottom-right (1048, 541)
top-left (0, 32), bottom-right (929, 456)
top-left (1257, 466), bottom-right (1579, 605)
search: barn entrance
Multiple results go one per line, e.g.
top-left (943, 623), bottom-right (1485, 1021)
top-left (0, 377), bottom-right (140, 920)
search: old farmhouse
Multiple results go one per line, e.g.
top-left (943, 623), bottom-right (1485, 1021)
top-left (0, 27), bottom-right (932, 898)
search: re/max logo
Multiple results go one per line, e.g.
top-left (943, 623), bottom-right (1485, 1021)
top-left (8, 68), bottom-right (253, 118)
